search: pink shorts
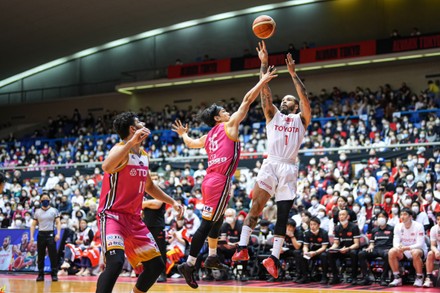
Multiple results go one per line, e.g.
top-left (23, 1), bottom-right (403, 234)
top-left (98, 211), bottom-right (161, 268)
top-left (201, 172), bottom-right (231, 222)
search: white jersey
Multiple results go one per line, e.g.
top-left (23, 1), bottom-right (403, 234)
top-left (430, 224), bottom-right (440, 250)
top-left (265, 110), bottom-right (306, 162)
top-left (0, 245), bottom-right (12, 271)
top-left (393, 220), bottom-right (427, 254)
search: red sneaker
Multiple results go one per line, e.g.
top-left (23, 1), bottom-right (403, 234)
top-left (262, 256), bottom-right (280, 279)
top-left (232, 247), bottom-right (250, 261)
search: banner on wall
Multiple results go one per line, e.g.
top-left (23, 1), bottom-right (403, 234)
top-left (0, 229), bottom-right (63, 273)
top-left (300, 40), bottom-right (376, 63)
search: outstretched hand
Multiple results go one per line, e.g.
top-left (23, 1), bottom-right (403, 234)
top-left (285, 53), bottom-right (296, 76)
top-left (171, 119), bottom-right (189, 136)
top-left (256, 40), bottom-right (268, 64)
top-left (261, 65), bottom-right (278, 83)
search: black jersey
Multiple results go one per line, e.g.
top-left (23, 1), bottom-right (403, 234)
top-left (334, 222), bottom-right (360, 248)
top-left (370, 224), bottom-right (394, 250)
top-left (285, 228), bottom-right (304, 250)
top-left (220, 220), bottom-right (243, 244)
top-left (303, 228), bottom-right (329, 251)
top-left (142, 194), bottom-right (166, 228)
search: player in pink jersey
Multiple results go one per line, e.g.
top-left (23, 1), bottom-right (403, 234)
top-left (233, 40), bottom-right (312, 280)
top-left (172, 66), bottom-right (277, 289)
top-left (96, 112), bottom-right (184, 293)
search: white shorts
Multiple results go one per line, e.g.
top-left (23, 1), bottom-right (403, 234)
top-left (256, 157), bottom-right (298, 201)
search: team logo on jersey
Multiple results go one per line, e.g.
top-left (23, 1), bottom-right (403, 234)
top-left (202, 205), bottom-right (213, 218)
top-left (347, 232), bottom-right (352, 236)
top-left (208, 134), bottom-right (219, 152)
top-left (285, 117), bottom-right (293, 123)
top-left (130, 168), bottom-right (137, 176)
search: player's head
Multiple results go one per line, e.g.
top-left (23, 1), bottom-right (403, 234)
top-left (280, 95), bottom-right (299, 115)
top-left (3, 236), bottom-right (10, 248)
top-left (0, 172), bottom-right (5, 194)
top-left (113, 112), bottom-right (145, 139)
top-left (199, 103), bottom-right (229, 127)
top-left (400, 207), bottom-right (413, 224)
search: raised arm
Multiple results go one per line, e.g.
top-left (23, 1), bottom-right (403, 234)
top-left (226, 68), bottom-right (278, 138)
top-left (286, 53), bottom-right (311, 128)
top-left (172, 120), bottom-right (207, 148)
top-left (257, 41), bottom-right (277, 122)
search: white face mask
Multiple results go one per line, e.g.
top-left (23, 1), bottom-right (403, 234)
top-left (61, 223), bottom-right (68, 229)
top-left (225, 217), bottom-right (234, 225)
top-left (187, 210), bottom-right (193, 217)
top-left (266, 201), bottom-right (273, 207)
top-left (391, 207), bottom-right (399, 214)
top-left (353, 206), bottom-right (360, 213)
top-left (385, 198), bottom-right (392, 203)
top-left (340, 220), bottom-right (348, 226)
top-left (411, 207), bottom-right (419, 214)
top-left (318, 212), bottom-right (325, 218)
top-left (377, 217), bottom-right (386, 226)
top-left (311, 200), bottom-right (318, 207)
top-left (73, 206), bottom-right (80, 212)
top-left (15, 220), bottom-right (22, 226)
top-left (425, 194), bottom-right (432, 201)
top-left (25, 216), bottom-right (31, 221)
top-left (364, 198), bottom-right (371, 204)
top-left (361, 188), bottom-right (368, 194)
top-left (0, 217), bottom-right (4, 221)
top-left (405, 199), bottom-right (413, 206)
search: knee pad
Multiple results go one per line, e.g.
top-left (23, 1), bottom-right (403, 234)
top-left (104, 249), bottom-right (125, 273)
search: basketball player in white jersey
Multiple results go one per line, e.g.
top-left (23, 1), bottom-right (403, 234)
top-left (232, 40), bottom-right (311, 279)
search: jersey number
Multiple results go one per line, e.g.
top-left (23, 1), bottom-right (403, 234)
top-left (285, 135), bottom-right (288, 145)
top-left (139, 181), bottom-right (146, 193)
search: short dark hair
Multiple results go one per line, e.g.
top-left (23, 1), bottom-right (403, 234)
top-left (377, 210), bottom-right (389, 219)
top-left (400, 207), bottom-right (413, 217)
top-left (113, 112), bottom-right (138, 139)
top-left (287, 219), bottom-right (297, 227)
top-left (310, 216), bottom-right (321, 225)
top-left (199, 104), bottom-right (222, 127)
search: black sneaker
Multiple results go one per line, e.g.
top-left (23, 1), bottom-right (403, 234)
top-left (51, 273), bottom-right (58, 282)
top-left (357, 277), bottom-right (372, 286)
top-left (157, 273), bottom-right (167, 283)
top-left (204, 255), bottom-right (229, 270)
top-left (320, 276), bottom-right (329, 284)
top-left (36, 274), bottom-right (44, 282)
top-left (329, 276), bottom-right (341, 285)
top-left (177, 263), bottom-right (198, 289)
top-left (296, 276), bottom-right (310, 284)
top-left (380, 279), bottom-right (389, 286)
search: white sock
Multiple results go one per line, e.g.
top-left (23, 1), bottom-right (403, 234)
top-left (209, 248), bottom-right (217, 256)
top-left (271, 236), bottom-right (284, 259)
top-left (187, 255), bottom-right (197, 266)
top-left (238, 225), bottom-right (253, 246)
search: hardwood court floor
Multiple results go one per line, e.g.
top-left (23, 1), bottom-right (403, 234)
top-left (0, 274), bottom-right (438, 293)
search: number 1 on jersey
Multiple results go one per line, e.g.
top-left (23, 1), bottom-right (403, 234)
top-left (139, 181), bottom-right (145, 194)
top-left (285, 135), bottom-right (288, 145)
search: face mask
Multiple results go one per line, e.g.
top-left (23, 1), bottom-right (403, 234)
top-left (17, 206), bottom-right (23, 211)
top-left (25, 216), bottom-right (31, 221)
top-left (392, 207), bottom-right (399, 214)
top-left (73, 206), bottom-right (80, 212)
top-left (361, 188), bottom-right (368, 194)
top-left (396, 187), bottom-right (403, 194)
top-left (411, 207), bottom-right (419, 214)
top-left (435, 168), bottom-right (440, 173)
top-left (311, 200), bottom-right (318, 207)
top-left (15, 220), bottom-right (22, 226)
top-left (377, 217), bottom-right (386, 226)
top-left (260, 228), bottom-right (268, 233)
top-left (176, 220), bottom-right (184, 226)
top-left (0, 217), bottom-right (4, 221)
top-left (405, 199), bottom-right (413, 206)
top-left (364, 198), bottom-right (371, 204)
top-left (340, 220), bottom-right (348, 226)
top-left (318, 212), bottom-right (325, 218)
top-left (225, 217), bottom-right (234, 225)
top-left (407, 175), bottom-right (414, 181)
top-left (353, 206), bottom-right (360, 213)
top-left (340, 156), bottom-right (346, 161)
top-left (425, 194), bottom-right (432, 202)
top-left (385, 198), bottom-right (392, 203)
top-left (374, 209), bottom-right (381, 215)
top-left (5, 207), bottom-right (11, 212)
top-left (41, 200), bottom-right (50, 207)
top-left (266, 201), bottom-right (273, 207)
top-left (61, 224), bottom-right (68, 229)
top-left (327, 189), bottom-right (333, 194)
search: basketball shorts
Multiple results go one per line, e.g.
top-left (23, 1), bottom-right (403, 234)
top-left (201, 172), bottom-right (232, 222)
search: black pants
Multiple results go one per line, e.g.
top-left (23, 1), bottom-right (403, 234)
top-left (300, 251), bottom-right (329, 277)
top-left (328, 249), bottom-right (358, 279)
top-left (358, 248), bottom-right (389, 279)
top-left (147, 226), bottom-right (167, 274)
top-left (37, 231), bottom-right (58, 275)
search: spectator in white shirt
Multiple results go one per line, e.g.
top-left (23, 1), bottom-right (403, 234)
top-left (411, 201), bottom-right (430, 231)
top-left (307, 195), bottom-right (325, 217)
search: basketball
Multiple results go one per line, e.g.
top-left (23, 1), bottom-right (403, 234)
top-left (252, 15), bottom-right (276, 39)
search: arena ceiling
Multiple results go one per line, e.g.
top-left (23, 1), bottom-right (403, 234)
top-left (0, 0), bottom-right (288, 82)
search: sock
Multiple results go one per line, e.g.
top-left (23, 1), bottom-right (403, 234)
top-left (393, 272), bottom-right (400, 279)
top-left (417, 274), bottom-right (423, 279)
top-left (209, 248), bottom-right (217, 256)
top-left (271, 236), bottom-right (284, 259)
top-left (238, 226), bottom-right (252, 247)
top-left (187, 255), bottom-right (197, 266)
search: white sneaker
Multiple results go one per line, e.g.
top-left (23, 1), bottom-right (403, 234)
top-left (413, 278), bottom-right (423, 287)
top-left (60, 261), bottom-right (70, 269)
top-left (75, 268), bottom-right (84, 276)
top-left (389, 278), bottom-right (402, 287)
top-left (57, 269), bottom-right (68, 276)
top-left (130, 270), bottom-right (136, 278)
top-left (422, 278), bottom-right (433, 288)
top-left (81, 269), bottom-right (91, 277)
top-left (120, 271), bottom-right (130, 277)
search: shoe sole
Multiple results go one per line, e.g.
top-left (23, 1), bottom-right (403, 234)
top-left (232, 251), bottom-right (250, 262)
top-left (262, 258), bottom-right (278, 279)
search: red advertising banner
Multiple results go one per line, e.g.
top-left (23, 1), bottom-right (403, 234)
top-left (168, 59), bottom-right (231, 79)
top-left (300, 40), bottom-right (376, 63)
top-left (243, 53), bottom-right (286, 69)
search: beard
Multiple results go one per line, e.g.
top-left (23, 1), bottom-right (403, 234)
top-left (280, 105), bottom-right (296, 115)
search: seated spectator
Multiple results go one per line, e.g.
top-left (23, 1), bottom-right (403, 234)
top-left (423, 212), bottom-right (440, 288)
top-left (282, 219), bottom-right (303, 283)
top-left (388, 208), bottom-right (427, 287)
top-left (411, 201), bottom-right (430, 231)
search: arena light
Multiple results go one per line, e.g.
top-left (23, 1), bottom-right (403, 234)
top-left (372, 57), bottom-right (397, 63)
top-left (323, 63), bottom-right (346, 68)
top-left (397, 54), bottom-right (423, 60)
top-left (424, 52), bottom-right (440, 57)
top-left (173, 80), bottom-right (192, 85)
top-left (347, 60), bottom-right (371, 65)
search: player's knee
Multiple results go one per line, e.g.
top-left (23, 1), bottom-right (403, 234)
top-left (105, 249), bottom-right (125, 273)
top-left (388, 247), bottom-right (398, 256)
top-left (274, 222), bottom-right (286, 236)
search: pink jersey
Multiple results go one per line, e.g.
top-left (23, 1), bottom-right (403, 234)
top-left (205, 123), bottom-right (240, 177)
top-left (98, 144), bottom-right (149, 216)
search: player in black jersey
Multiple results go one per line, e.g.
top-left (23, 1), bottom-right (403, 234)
top-left (356, 210), bottom-right (393, 286)
top-left (327, 209), bottom-right (360, 284)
